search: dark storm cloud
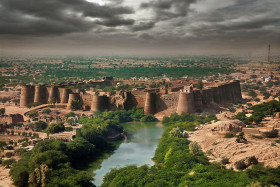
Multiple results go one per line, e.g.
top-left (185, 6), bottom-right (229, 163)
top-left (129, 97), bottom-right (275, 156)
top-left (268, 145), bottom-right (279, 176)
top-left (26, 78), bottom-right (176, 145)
top-left (140, 0), bottom-right (196, 21)
top-left (95, 17), bottom-right (135, 27)
top-left (132, 22), bottom-right (155, 31)
top-left (0, 0), bottom-right (134, 35)
top-left (0, 0), bottom-right (280, 55)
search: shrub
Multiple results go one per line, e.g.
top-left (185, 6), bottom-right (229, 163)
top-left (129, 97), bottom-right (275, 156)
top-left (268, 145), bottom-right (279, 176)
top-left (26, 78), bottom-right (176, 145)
top-left (224, 133), bottom-right (235, 138)
top-left (26, 110), bottom-right (39, 118)
top-left (140, 114), bottom-right (157, 122)
top-left (235, 112), bottom-right (247, 121)
top-left (5, 152), bottom-right (13, 158)
top-left (229, 107), bottom-right (236, 113)
top-left (248, 156), bottom-right (258, 165)
top-left (221, 158), bottom-right (230, 165)
top-left (65, 127), bottom-right (73, 131)
top-left (0, 108), bottom-right (5, 115)
top-left (42, 108), bottom-right (51, 114)
top-left (235, 160), bottom-right (247, 170)
top-left (189, 141), bottom-right (202, 156)
top-left (70, 100), bottom-right (82, 110)
top-left (263, 130), bottom-right (278, 138)
top-left (65, 112), bottom-right (76, 118)
top-left (250, 135), bottom-right (263, 139)
top-left (2, 158), bottom-right (16, 168)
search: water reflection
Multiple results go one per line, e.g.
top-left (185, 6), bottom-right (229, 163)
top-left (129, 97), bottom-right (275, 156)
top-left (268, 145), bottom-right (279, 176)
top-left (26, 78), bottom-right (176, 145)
top-left (93, 122), bottom-right (164, 186)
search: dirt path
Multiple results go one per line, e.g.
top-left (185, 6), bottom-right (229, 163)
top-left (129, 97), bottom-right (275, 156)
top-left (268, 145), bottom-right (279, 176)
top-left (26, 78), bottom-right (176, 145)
top-left (0, 166), bottom-right (14, 187)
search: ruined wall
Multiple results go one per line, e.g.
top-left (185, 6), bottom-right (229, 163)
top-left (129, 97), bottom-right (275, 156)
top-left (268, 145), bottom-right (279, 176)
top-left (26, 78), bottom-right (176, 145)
top-left (0, 114), bottom-right (24, 125)
top-left (81, 94), bottom-right (92, 110)
top-left (156, 93), bottom-right (179, 111)
top-left (129, 90), bottom-right (146, 108)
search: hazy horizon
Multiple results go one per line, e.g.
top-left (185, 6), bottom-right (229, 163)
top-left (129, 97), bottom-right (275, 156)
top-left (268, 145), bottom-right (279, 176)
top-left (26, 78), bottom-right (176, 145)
top-left (0, 0), bottom-right (279, 56)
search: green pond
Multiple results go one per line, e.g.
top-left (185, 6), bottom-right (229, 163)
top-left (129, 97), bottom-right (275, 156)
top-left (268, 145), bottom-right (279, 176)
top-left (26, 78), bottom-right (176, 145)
top-left (93, 122), bottom-right (164, 186)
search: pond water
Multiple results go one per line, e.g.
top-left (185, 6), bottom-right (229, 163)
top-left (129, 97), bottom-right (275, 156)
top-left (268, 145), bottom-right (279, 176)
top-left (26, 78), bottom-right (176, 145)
top-left (93, 122), bottom-right (164, 186)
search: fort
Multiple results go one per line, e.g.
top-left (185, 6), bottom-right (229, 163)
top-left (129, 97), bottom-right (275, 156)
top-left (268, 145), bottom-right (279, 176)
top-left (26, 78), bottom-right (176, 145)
top-left (20, 77), bottom-right (242, 115)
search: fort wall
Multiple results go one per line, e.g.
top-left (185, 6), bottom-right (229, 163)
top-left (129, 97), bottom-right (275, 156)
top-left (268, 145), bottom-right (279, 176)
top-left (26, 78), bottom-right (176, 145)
top-left (67, 93), bottom-right (80, 109)
top-left (144, 92), bottom-right (156, 114)
top-left (20, 85), bottom-right (35, 107)
top-left (34, 86), bottom-right (47, 104)
top-left (19, 80), bottom-right (242, 114)
top-left (176, 92), bottom-right (196, 114)
top-left (91, 95), bottom-right (109, 112)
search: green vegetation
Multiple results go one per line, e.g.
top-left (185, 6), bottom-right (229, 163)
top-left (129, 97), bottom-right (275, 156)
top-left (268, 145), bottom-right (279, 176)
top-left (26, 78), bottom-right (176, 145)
top-left (221, 158), bottom-right (230, 165)
top-left (2, 56), bottom-right (240, 84)
top-left (46, 122), bottom-right (65, 134)
top-left (26, 110), bottom-right (39, 119)
top-left (224, 133), bottom-right (235, 138)
top-left (42, 108), bottom-right (52, 114)
top-left (2, 159), bottom-right (16, 168)
top-left (26, 102), bottom-right (41, 108)
top-left (70, 100), bottom-right (82, 110)
top-left (101, 113), bottom-right (280, 187)
top-left (0, 108), bottom-right (5, 115)
top-left (236, 100), bottom-right (280, 124)
top-left (10, 108), bottom-right (155, 186)
top-left (65, 112), bottom-right (76, 118)
top-left (263, 130), bottom-right (278, 138)
top-left (27, 121), bottom-right (48, 132)
top-left (140, 114), bottom-right (157, 122)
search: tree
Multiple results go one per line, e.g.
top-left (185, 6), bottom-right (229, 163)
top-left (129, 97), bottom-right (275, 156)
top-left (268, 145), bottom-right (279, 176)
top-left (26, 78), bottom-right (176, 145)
top-left (28, 164), bottom-right (51, 187)
top-left (170, 127), bottom-right (183, 138)
top-left (46, 122), bottom-right (65, 134)
top-left (66, 138), bottom-right (95, 161)
top-left (235, 112), bottom-right (247, 121)
top-left (189, 141), bottom-right (202, 156)
top-left (28, 121), bottom-right (48, 132)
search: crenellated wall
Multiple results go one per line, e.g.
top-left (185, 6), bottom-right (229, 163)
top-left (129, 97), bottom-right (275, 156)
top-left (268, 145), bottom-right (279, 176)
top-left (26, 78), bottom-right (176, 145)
top-left (19, 80), bottom-right (242, 114)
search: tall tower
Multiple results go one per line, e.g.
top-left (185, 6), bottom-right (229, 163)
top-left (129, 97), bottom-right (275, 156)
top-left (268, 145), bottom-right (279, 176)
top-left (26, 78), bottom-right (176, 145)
top-left (268, 44), bottom-right (271, 64)
top-left (266, 44), bottom-right (272, 82)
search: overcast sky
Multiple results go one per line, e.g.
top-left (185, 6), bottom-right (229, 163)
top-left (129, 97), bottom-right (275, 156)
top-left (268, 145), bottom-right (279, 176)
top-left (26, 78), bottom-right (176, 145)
top-left (0, 0), bottom-right (279, 56)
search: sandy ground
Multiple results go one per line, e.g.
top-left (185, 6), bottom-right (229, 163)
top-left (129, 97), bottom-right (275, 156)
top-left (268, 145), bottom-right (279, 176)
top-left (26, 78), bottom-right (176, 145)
top-left (188, 123), bottom-right (280, 169)
top-left (0, 166), bottom-right (14, 187)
